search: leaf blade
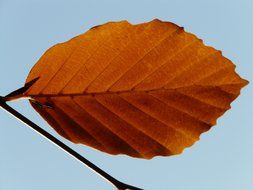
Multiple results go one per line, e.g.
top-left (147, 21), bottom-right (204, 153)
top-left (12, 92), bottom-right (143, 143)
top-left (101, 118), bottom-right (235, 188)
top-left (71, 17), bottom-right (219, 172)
top-left (24, 19), bottom-right (248, 159)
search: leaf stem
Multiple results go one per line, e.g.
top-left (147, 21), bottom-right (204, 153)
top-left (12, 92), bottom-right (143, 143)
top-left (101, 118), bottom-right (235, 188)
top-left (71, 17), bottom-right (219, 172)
top-left (0, 96), bottom-right (143, 190)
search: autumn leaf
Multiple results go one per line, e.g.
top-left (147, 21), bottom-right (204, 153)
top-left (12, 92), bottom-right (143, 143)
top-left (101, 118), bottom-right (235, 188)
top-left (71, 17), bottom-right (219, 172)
top-left (20, 19), bottom-right (248, 159)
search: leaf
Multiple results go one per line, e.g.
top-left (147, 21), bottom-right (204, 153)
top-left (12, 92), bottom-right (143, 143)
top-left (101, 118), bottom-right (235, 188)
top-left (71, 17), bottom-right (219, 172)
top-left (22, 19), bottom-right (248, 159)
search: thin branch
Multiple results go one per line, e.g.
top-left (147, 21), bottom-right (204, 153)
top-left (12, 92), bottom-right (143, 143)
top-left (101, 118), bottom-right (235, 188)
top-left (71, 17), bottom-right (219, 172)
top-left (0, 96), bottom-right (143, 190)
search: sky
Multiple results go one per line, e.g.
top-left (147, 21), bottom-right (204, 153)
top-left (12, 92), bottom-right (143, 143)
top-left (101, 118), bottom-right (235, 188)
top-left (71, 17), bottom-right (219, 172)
top-left (0, 0), bottom-right (252, 190)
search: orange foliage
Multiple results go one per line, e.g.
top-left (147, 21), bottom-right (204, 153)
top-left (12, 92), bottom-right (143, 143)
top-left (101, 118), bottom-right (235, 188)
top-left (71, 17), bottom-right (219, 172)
top-left (22, 19), bottom-right (248, 159)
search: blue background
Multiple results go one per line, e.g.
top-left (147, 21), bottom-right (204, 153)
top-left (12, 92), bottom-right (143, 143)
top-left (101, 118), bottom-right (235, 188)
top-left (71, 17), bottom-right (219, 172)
top-left (0, 0), bottom-right (252, 189)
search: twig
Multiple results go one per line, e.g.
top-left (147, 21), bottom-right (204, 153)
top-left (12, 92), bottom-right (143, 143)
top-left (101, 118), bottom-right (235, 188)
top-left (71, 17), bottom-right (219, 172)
top-left (0, 96), bottom-right (143, 190)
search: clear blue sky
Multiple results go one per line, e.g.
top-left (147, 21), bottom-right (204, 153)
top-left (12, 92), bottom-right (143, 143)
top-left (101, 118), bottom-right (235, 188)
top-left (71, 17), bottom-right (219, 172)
top-left (0, 0), bottom-right (252, 189)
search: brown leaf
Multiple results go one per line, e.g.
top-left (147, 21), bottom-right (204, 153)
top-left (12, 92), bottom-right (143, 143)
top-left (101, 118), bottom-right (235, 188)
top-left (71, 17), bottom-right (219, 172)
top-left (22, 19), bottom-right (248, 159)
